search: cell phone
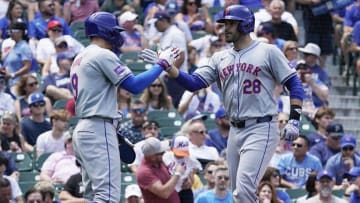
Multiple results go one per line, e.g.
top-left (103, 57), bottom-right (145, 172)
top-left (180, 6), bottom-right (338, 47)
top-left (198, 7), bottom-right (206, 16)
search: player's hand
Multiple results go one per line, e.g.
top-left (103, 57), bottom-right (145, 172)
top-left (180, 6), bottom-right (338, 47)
top-left (157, 47), bottom-right (180, 71)
top-left (280, 119), bottom-right (299, 141)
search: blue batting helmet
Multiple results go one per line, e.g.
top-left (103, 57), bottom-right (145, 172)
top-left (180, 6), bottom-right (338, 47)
top-left (85, 12), bottom-right (125, 48)
top-left (217, 5), bottom-right (255, 33)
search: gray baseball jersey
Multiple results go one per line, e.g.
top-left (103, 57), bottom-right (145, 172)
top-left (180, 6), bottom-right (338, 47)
top-left (70, 44), bottom-right (132, 119)
top-left (194, 40), bottom-right (296, 120)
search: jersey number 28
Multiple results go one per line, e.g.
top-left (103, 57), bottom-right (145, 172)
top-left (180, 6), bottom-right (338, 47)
top-left (243, 79), bottom-right (261, 94)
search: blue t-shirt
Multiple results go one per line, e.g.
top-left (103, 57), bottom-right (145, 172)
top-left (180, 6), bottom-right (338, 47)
top-left (325, 152), bottom-right (360, 185)
top-left (42, 73), bottom-right (72, 93)
top-left (28, 15), bottom-right (72, 39)
top-left (0, 17), bottom-right (9, 39)
top-left (195, 189), bottom-right (232, 203)
top-left (205, 128), bottom-right (228, 154)
top-left (307, 132), bottom-right (326, 147)
top-left (277, 153), bottom-right (323, 188)
top-left (20, 116), bottom-right (51, 146)
top-left (239, 0), bottom-right (262, 9)
top-left (350, 191), bottom-right (360, 203)
top-left (352, 21), bottom-right (360, 45)
top-left (344, 3), bottom-right (360, 27)
top-left (309, 142), bottom-right (341, 167)
top-left (311, 65), bottom-right (330, 87)
top-left (277, 189), bottom-right (291, 203)
top-left (3, 40), bottom-right (35, 86)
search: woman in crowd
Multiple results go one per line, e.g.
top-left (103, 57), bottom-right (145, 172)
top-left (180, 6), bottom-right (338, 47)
top-left (257, 181), bottom-right (282, 203)
top-left (117, 87), bottom-right (132, 119)
top-left (140, 77), bottom-right (173, 111)
top-left (261, 167), bottom-right (291, 203)
top-left (283, 40), bottom-right (299, 68)
top-left (14, 74), bottom-right (52, 121)
top-left (0, 0), bottom-right (25, 42)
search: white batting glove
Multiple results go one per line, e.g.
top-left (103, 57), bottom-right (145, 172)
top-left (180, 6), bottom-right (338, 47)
top-left (139, 49), bottom-right (158, 64)
top-left (139, 47), bottom-right (180, 70)
top-left (280, 119), bottom-right (300, 141)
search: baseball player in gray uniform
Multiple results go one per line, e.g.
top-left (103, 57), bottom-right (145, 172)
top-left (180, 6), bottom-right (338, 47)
top-left (70, 12), bottom-right (179, 203)
top-left (141, 5), bottom-right (304, 203)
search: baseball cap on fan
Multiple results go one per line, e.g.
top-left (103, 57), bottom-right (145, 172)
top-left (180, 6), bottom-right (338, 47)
top-left (298, 43), bottom-right (321, 57)
top-left (125, 184), bottom-right (142, 199)
top-left (142, 137), bottom-right (165, 156)
top-left (47, 20), bottom-right (62, 30)
top-left (119, 11), bottom-right (138, 25)
top-left (185, 111), bottom-right (208, 122)
top-left (151, 10), bottom-right (171, 24)
top-left (326, 122), bottom-right (344, 137)
top-left (28, 92), bottom-right (45, 106)
top-left (316, 170), bottom-right (334, 180)
top-left (172, 135), bottom-right (190, 157)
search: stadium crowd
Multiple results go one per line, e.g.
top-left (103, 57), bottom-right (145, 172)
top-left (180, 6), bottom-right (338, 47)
top-left (0, 0), bottom-right (360, 202)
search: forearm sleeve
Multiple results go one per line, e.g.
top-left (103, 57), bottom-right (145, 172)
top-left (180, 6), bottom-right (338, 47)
top-left (175, 71), bottom-right (207, 92)
top-left (284, 75), bottom-right (304, 100)
top-left (121, 64), bottom-right (163, 94)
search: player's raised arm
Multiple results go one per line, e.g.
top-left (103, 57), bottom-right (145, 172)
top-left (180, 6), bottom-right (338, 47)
top-left (120, 47), bottom-right (180, 94)
top-left (140, 48), bottom-right (207, 92)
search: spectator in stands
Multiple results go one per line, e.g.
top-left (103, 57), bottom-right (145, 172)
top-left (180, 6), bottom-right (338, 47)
top-left (129, 120), bottom-right (161, 173)
top-left (36, 110), bottom-right (70, 158)
top-left (0, 75), bottom-right (15, 116)
top-left (178, 87), bottom-right (221, 119)
top-left (24, 188), bottom-right (44, 203)
top-left (14, 75), bottom-right (53, 121)
top-left (58, 160), bottom-right (84, 203)
top-left (299, 43), bottom-right (330, 86)
top-left (139, 77), bottom-right (173, 111)
top-left (165, 0), bottom-right (192, 43)
top-left (254, 0), bottom-right (298, 36)
top-left (256, 181), bottom-right (281, 203)
top-left (195, 165), bottom-right (232, 203)
top-left (196, 35), bottom-right (224, 67)
top-left (119, 99), bottom-right (148, 144)
top-left (310, 122), bottom-right (344, 167)
top-left (1, 19), bottom-right (37, 95)
top-left (256, 22), bottom-right (286, 50)
top-left (212, 0), bottom-right (238, 22)
top-left (265, 0), bottom-right (297, 41)
top-left (124, 184), bottom-right (143, 203)
top-left (152, 10), bottom-right (187, 108)
top-left (296, 60), bottom-right (328, 116)
top-left (117, 87), bottom-right (132, 119)
top-left (344, 166), bottom-right (360, 202)
top-left (181, 114), bottom-right (219, 162)
top-left (0, 178), bottom-right (12, 203)
top-left (205, 107), bottom-right (229, 155)
top-left (307, 107), bottom-right (335, 147)
top-left (33, 181), bottom-right (58, 203)
top-left (0, 111), bottom-right (29, 152)
top-left (163, 135), bottom-right (202, 203)
top-left (100, 0), bottom-right (131, 14)
top-left (39, 132), bottom-right (79, 184)
top-left (0, 153), bottom-right (23, 203)
top-left (283, 40), bottom-right (299, 68)
top-left (350, 21), bottom-right (360, 78)
top-left (36, 20), bottom-right (83, 76)
top-left (187, 46), bottom-right (198, 74)
top-left (325, 134), bottom-right (360, 187)
top-left (118, 11), bottom-right (147, 54)
top-left (28, 0), bottom-right (72, 42)
top-left (277, 135), bottom-right (322, 189)
top-left (193, 161), bottom-right (218, 199)
top-left (42, 51), bottom-right (74, 101)
top-left (0, 149), bottom-right (18, 178)
top-left (0, 0), bottom-right (26, 42)
top-left (302, 170), bottom-right (347, 203)
top-left (175, 0), bottom-right (213, 33)
top-left (63, 0), bottom-right (99, 24)
top-left (296, 0), bottom-right (334, 68)
top-left (261, 167), bottom-right (291, 203)
top-left (20, 92), bottom-right (51, 146)
top-left (297, 171), bottom-right (318, 202)
top-left (136, 137), bottom-right (185, 203)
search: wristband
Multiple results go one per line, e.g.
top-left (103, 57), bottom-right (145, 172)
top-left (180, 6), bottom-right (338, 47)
top-left (289, 105), bottom-right (302, 120)
top-left (157, 59), bottom-right (170, 70)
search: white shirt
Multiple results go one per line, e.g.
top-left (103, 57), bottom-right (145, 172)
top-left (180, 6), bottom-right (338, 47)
top-left (162, 151), bottom-right (202, 191)
top-left (3, 175), bottom-right (22, 202)
top-left (254, 9), bottom-right (298, 32)
top-left (0, 92), bottom-right (15, 116)
top-left (36, 130), bottom-right (66, 154)
top-left (189, 143), bottom-right (219, 161)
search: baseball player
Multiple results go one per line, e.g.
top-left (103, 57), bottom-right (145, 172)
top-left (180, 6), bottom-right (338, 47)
top-left (141, 5), bottom-right (304, 203)
top-left (70, 12), bottom-right (179, 203)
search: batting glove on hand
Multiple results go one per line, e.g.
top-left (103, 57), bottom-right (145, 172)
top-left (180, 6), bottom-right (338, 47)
top-left (280, 119), bottom-right (300, 141)
top-left (139, 47), bottom-right (180, 71)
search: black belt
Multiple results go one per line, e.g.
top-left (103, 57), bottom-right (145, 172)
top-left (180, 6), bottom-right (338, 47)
top-left (231, 116), bottom-right (273, 128)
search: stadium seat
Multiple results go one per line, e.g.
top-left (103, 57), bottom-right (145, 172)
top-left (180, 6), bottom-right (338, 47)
top-left (299, 114), bottom-right (316, 136)
top-left (34, 153), bottom-right (52, 171)
top-left (9, 152), bottom-right (33, 172)
top-left (120, 52), bottom-right (139, 62)
top-left (285, 188), bottom-right (307, 201)
top-left (19, 181), bottom-right (37, 194)
top-left (53, 99), bottom-right (68, 110)
top-left (69, 21), bottom-right (85, 33)
top-left (19, 171), bottom-right (40, 182)
top-left (160, 126), bottom-right (180, 139)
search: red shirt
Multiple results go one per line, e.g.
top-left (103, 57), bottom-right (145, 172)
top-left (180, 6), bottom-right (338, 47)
top-left (136, 159), bottom-right (180, 203)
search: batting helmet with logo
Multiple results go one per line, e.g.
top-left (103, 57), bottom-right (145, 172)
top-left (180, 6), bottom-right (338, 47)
top-left (216, 5), bottom-right (255, 34)
top-left (85, 12), bottom-right (125, 48)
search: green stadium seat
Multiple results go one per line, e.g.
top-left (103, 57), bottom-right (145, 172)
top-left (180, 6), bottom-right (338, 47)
top-left (285, 188), bottom-right (307, 200)
top-left (10, 152), bottom-right (33, 172)
top-left (19, 171), bottom-right (40, 182)
top-left (53, 99), bottom-right (68, 110)
top-left (19, 181), bottom-right (36, 194)
top-left (160, 126), bottom-right (181, 139)
top-left (120, 52), bottom-right (139, 62)
top-left (299, 114), bottom-right (316, 136)
top-left (34, 153), bottom-right (52, 171)
top-left (69, 21), bottom-right (85, 33)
